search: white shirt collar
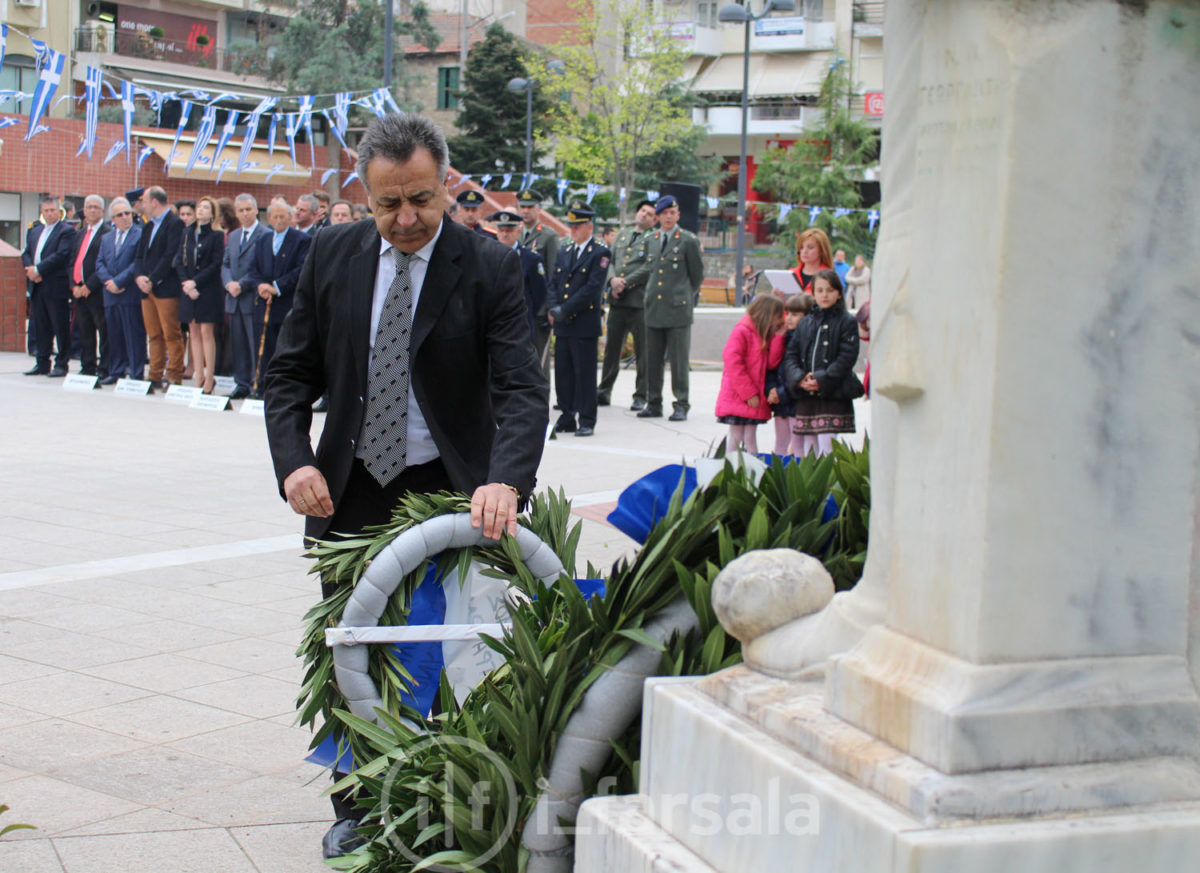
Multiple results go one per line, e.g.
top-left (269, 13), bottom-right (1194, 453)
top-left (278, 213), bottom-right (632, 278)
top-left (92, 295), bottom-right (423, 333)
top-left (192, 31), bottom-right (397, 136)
top-left (377, 216), bottom-right (444, 264)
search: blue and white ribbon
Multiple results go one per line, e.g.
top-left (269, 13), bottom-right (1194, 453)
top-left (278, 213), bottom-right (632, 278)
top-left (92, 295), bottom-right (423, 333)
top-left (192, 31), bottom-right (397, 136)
top-left (833, 207), bottom-right (853, 220)
top-left (215, 157), bottom-right (234, 184)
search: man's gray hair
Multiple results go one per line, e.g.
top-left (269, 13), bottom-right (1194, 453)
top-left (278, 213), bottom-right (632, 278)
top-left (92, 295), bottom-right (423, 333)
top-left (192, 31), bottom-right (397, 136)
top-left (268, 197), bottom-right (294, 217)
top-left (235, 193), bottom-right (257, 208)
top-left (355, 113), bottom-right (450, 190)
top-left (108, 197), bottom-right (129, 218)
top-left (84, 194), bottom-right (105, 209)
top-left (296, 193), bottom-right (319, 211)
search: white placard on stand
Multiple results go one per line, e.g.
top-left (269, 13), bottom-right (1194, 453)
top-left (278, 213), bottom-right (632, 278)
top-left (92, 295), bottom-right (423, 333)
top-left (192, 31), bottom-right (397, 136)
top-left (239, 398), bottom-right (266, 416)
top-left (190, 394), bottom-right (231, 412)
top-left (115, 378), bottom-right (152, 396)
top-left (62, 374), bottom-right (98, 392)
top-left (165, 384), bottom-right (202, 405)
top-left (214, 376), bottom-right (237, 394)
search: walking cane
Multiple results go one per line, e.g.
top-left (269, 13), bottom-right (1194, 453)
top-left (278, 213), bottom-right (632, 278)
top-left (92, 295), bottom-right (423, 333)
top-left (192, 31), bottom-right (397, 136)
top-left (252, 294), bottom-right (272, 395)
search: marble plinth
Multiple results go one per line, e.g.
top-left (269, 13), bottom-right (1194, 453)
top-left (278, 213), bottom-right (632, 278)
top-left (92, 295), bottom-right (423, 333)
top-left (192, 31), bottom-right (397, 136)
top-left (573, 678), bottom-right (1200, 873)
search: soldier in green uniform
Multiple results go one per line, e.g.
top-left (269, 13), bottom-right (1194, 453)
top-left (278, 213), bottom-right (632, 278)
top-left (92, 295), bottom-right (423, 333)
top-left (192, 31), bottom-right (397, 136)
top-left (516, 189), bottom-right (560, 374)
top-left (639, 194), bottom-right (704, 421)
top-left (597, 199), bottom-right (656, 411)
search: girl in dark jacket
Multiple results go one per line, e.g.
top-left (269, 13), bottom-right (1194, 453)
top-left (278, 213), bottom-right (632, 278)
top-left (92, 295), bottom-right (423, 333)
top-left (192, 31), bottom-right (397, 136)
top-left (783, 269), bottom-right (862, 457)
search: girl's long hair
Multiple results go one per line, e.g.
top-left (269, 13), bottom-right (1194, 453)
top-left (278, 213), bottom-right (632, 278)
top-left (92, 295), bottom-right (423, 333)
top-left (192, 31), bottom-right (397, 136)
top-left (746, 294), bottom-right (784, 347)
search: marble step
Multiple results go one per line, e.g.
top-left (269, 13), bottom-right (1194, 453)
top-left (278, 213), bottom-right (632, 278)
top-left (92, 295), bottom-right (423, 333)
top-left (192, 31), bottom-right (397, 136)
top-left (575, 795), bottom-right (720, 873)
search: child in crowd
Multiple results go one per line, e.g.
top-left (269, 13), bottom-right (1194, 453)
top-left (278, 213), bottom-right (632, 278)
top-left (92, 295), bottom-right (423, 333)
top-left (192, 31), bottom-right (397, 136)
top-left (767, 293), bottom-right (813, 455)
top-left (783, 269), bottom-right (863, 457)
top-left (715, 294), bottom-right (786, 455)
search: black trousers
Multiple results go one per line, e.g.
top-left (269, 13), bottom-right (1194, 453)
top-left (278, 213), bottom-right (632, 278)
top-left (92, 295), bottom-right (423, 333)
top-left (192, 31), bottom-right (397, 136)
top-left (554, 334), bottom-right (599, 429)
top-left (31, 287), bottom-right (71, 372)
top-left (74, 292), bottom-right (109, 376)
top-left (597, 305), bottom-right (646, 404)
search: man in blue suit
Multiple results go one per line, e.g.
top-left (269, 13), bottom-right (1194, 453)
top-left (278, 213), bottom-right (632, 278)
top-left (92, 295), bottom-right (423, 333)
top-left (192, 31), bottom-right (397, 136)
top-left (221, 193), bottom-right (267, 399)
top-left (488, 209), bottom-right (546, 343)
top-left (22, 196), bottom-right (78, 376)
top-left (244, 198), bottom-right (312, 396)
top-left (95, 197), bottom-right (145, 383)
top-left (546, 204), bottom-right (609, 437)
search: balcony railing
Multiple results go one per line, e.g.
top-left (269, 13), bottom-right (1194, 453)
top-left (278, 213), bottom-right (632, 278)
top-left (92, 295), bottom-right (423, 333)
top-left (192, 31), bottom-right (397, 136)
top-left (74, 26), bottom-right (277, 78)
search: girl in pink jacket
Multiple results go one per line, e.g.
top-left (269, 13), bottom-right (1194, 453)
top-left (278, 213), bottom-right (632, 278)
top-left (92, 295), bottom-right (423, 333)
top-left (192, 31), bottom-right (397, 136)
top-left (715, 295), bottom-right (786, 454)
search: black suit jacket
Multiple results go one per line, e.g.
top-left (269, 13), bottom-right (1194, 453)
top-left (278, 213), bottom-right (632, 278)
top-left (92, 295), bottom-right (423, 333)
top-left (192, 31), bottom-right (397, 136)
top-left (244, 227), bottom-right (312, 325)
top-left (134, 210), bottom-right (184, 298)
top-left (22, 221), bottom-right (78, 300)
top-left (70, 221), bottom-right (111, 296)
top-left (264, 217), bottom-right (549, 540)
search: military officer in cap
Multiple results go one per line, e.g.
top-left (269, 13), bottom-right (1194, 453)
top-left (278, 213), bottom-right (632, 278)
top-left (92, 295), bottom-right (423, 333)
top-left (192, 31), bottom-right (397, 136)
top-left (516, 190), bottom-right (560, 373)
top-left (640, 194), bottom-right (704, 421)
top-left (455, 189), bottom-right (496, 237)
top-left (489, 209), bottom-right (547, 343)
top-left (597, 199), bottom-right (656, 411)
top-left (546, 204), bottom-right (609, 437)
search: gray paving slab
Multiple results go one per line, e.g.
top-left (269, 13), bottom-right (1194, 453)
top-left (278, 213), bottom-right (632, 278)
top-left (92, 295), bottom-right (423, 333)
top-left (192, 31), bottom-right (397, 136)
top-left (0, 348), bottom-right (869, 868)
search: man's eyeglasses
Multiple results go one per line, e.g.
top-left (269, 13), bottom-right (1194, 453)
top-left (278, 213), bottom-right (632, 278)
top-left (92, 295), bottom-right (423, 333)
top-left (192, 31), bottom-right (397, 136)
top-left (112, 211), bottom-right (131, 217)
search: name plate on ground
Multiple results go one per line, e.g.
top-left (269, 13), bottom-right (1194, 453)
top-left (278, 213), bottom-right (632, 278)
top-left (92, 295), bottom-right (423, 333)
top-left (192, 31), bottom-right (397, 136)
top-left (165, 384), bottom-right (202, 405)
top-left (214, 376), bottom-right (237, 393)
top-left (239, 398), bottom-right (265, 415)
top-left (62, 374), bottom-right (98, 392)
top-left (115, 378), bottom-right (152, 396)
top-left (190, 394), bottom-right (231, 411)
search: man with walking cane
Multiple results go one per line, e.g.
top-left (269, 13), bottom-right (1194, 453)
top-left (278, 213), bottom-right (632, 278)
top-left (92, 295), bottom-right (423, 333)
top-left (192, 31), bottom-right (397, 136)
top-left (244, 199), bottom-right (311, 398)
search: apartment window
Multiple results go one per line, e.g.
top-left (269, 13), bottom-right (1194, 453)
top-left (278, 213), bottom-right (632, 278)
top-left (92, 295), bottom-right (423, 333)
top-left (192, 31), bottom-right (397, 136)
top-left (437, 67), bottom-right (460, 110)
top-left (802, 0), bottom-right (824, 20)
top-left (696, 2), bottom-right (718, 27)
top-left (0, 56), bottom-right (35, 115)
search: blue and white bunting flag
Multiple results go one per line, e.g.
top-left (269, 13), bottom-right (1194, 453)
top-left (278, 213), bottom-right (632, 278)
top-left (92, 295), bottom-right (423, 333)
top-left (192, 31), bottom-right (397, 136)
top-left (185, 103), bottom-right (218, 175)
top-left (619, 187), bottom-right (626, 203)
top-left (585, 183), bottom-right (601, 204)
top-left (25, 49), bottom-right (63, 141)
top-left (0, 116), bottom-right (20, 131)
top-left (480, 174), bottom-right (492, 189)
top-left (77, 65), bottom-right (102, 159)
top-left (321, 109), bottom-right (348, 149)
top-left (121, 80), bottom-right (135, 163)
top-left (0, 90), bottom-right (26, 104)
top-left (103, 139), bottom-right (125, 165)
top-left (137, 144), bottom-right (156, 172)
top-left (706, 196), bottom-right (720, 210)
top-left (166, 100), bottom-right (192, 169)
top-left (645, 190), bottom-right (659, 203)
top-left (321, 168), bottom-right (337, 185)
top-left (0, 24), bottom-right (8, 78)
top-left (456, 174), bottom-right (471, 189)
top-left (267, 112), bottom-right (278, 155)
top-left (334, 92), bottom-right (350, 139)
top-left (136, 86), bottom-right (165, 125)
top-left (342, 170), bottom-right (359, 189)
top-left (778, 204), bottom-right (794, 222)
top-left (212, 109), bottom-right (240, 164)
top-left (215, 158), bottom-right (234, 184)
top-left (366, 88), bottom-right (388, 118)
top-left (867, 209), bottom-right (880, 232)
top-left (265, 163), bottom-right (286, 184)
top-left (298, 95), bottom-right (315, 166)
top-left (556, 178), bottom-right (569, 203)
top-left (833, 207), bottom-right (853, 220)
top-left (29, 39), bottom-right (48, 71)
top-left (377, 88), bottom-right (402, 115)
top-left (808, 205), bottom-right (822, 226)
top-left (501, 173), bottom-right (512, 189)
top-left (238, 97), bottom-right (276, 171)
top-left (284, 112), bottom-right (298, 167)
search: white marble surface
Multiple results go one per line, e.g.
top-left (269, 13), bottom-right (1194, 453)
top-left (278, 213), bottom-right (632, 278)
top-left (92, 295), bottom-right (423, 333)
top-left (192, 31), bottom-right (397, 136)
top-left (710, 549), bottom-right (833, 646)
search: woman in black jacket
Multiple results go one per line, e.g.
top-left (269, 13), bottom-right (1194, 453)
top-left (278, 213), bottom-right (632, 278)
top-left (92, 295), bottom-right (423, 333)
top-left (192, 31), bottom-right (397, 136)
top-left (782, 269), bottom-right (862, 457)
top-left (175, 196), bottom-right (226, 393)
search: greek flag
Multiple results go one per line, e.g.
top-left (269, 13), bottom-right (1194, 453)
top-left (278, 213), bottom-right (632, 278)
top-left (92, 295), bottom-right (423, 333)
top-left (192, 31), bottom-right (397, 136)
top-left (215, 158), bottom-right (234, 184)
top-left (267, 112), bottom-right (278, 155)
top-left (77, 66), bottom-right (102, 159)
top-left (0, 117), bottom-right (20, 131)
top-left (480, 174), bottom-right (492, 189)
top-left (322, 108), bottom-right (348, 149)
top-left (185, 103), bottom-right (218, 175)
top-left (585, 183), bottom-right (601, 204)
top-left (137, 145), bottom-right (156, 172)
top-left (619, 187), bottom-right (627, 203)
top-left (501, 173), bottom-right (512, 189)
top-left (833, 207), bottom-right (853, 220)
top-left (238, 97), bottom-right (276, 172)
top-left (333, 92), bottom-right (350, 140)
top-left (321, 168), bottom-right (337, 185)
top-left (212, 109), bottom-right (240, 164)
top-left (342, 170), bottom-right (359, 189)
top-left (808, 205), bottom-right (822, 226)
top-left (284, 112), bottom-right (298, 167)
top-left (867, 209), bottom-right (880, 232)
top-left (706, 196), bottom-right (720, 210)
top-left (166, 100), bottom-right (191, 169)
top-left (29, 39), bottom-right (48, 71)
top-left (0, 24), bottom-right (8, 78)
top-left (264, 163), bottom-right (286, 183)
top-left (103, 139), bottom-right (125, 165)
top-left (298, 95), bottom-right (315, 166)
top-left (556, 178), bottom-right (569, 203)
top-left (25, 49), bottom-right (64, 141)
top-left (779, 204), bottom-right (794, 221)
top-left (646, 190), bottom-right (659, 203)
top-left (121, 80), bottom-right (135, 163)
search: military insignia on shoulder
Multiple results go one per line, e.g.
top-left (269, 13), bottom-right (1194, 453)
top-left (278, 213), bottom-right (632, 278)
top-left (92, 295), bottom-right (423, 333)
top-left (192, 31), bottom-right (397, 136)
top-left (537, 263), bottom-right (545, 276)
top-left (599, 256), bottom-right (610, 269)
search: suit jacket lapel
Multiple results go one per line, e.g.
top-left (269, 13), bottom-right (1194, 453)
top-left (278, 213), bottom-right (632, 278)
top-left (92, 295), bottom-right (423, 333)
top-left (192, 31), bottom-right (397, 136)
top-left (349, 222), bottom-right (380, 392)
top-left (411, 217), bottom-right (461, 353)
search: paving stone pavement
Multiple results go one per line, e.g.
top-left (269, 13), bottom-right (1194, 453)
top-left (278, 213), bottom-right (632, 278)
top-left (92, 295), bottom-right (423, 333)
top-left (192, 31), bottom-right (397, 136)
top-left (0, 349), bottom-right (867, 871)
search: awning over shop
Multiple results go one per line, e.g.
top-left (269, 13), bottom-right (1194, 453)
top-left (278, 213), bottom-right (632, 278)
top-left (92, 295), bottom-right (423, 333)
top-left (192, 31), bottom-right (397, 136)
top-left (691, 51), bottom-right (832, 98)
top-left (691, 54), bottom-right (763, 95)
top-left (141, 135), bottom-right (312, 184)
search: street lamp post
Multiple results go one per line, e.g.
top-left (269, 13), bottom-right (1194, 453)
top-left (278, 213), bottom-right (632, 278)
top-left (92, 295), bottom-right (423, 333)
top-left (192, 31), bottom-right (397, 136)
top-left (507, 60), bottom-right (566, 179)
top-left (718, 0), bottom-right (795, 304)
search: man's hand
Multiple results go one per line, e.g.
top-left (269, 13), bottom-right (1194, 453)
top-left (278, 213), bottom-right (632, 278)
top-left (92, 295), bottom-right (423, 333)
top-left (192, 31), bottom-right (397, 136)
top-left (470, 483), bottom-right (519, 540)
top-left (24, 265), bottom-right (38, 281)
top-left (105, 280), bottom-right (121, 294)
top-left (226, 280), bottom-right (242, 297)
top-left (610, 277), bottom-right (626, 298)
top-left (136, 275), bottom-right (152, 294)
top-left (72, 284), bottom-right (85, 299)
top-left (258, 283), bottom-right (275, 300)
top-left (283, 465), bottom-right (334, 518)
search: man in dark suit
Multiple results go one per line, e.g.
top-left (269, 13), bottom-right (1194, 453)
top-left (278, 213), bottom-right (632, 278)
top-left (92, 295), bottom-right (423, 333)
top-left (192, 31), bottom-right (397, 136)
top-left (244, 198), bottom-right (312, 396)
top-left (22, 196), bottom-right (78, 376)
top-left (263, 113), bottom-right (548, 858)
top-left (70, 194), bottom-right (111, 379)
top-left (489, 209), bottom-right (546, 342)
top-left (134, 186), bottom-right (185, 386)
top-left (95, 197), bottom-right (144, 383)
top-left (547, 204), bottom-right (609, 437)
top-left (221, 193), bottom-right (266, 399)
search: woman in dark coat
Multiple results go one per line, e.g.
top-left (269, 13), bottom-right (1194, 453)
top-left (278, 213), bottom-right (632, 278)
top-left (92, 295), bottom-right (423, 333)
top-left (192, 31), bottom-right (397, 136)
top-left (175, 195), bottom-right (226, 393)
top-left (783, 268), bottom-right (862, 457)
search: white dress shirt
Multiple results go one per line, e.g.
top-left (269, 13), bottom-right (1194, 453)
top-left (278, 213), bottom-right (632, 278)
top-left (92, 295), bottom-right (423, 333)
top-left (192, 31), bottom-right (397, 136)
top-left (368, 220), bottom-right (445, 466)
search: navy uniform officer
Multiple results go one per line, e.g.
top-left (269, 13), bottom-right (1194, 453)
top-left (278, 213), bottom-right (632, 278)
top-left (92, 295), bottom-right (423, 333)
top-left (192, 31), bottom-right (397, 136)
top-left (546, 204), bottom-right (610, 437)
top-left (516, 189), bottom-right (560, 374)
top-left (489, 209), bottom-right (547, 343)
top-left (454, 189), bottom-right (496, 237)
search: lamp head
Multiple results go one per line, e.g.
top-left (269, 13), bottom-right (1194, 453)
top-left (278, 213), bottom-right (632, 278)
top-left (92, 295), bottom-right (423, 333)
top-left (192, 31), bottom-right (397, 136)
top-left (718, 3), bottom-right (751, 22)
top-left (507, 77), bottom-right (530, 93)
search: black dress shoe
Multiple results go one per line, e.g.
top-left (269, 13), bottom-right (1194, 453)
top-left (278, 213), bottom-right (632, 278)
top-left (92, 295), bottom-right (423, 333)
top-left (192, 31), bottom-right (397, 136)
top-left (630, 399), bottom-right (646, 412)
top-left (98, 375), bottom-right (120, 386)
top-left (48, 368), bottom-right (67, 378)
top-left (575, 426), bottom-right (595, 437)
top-left (596, 395), bottom-right (611, 407)
top-left (229, 387), bottom-right (250, 399)
top-left (553, 419), bottom-right (577, 433)
top-left (23, 366), bottom-right (48, 376)
top-left (321, 818), bottom-right (366, 859)
top-left (636, 408), bottom-right (662, 418)
top-left (669, 410), bottom-right (688, 422)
